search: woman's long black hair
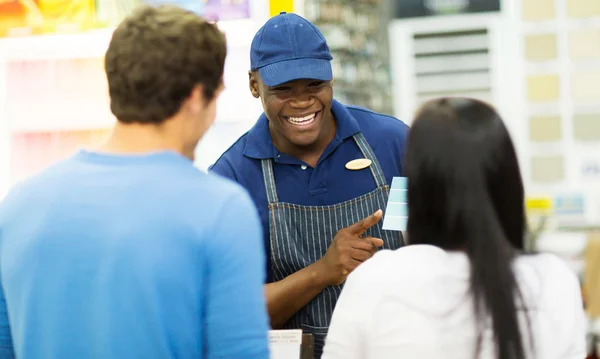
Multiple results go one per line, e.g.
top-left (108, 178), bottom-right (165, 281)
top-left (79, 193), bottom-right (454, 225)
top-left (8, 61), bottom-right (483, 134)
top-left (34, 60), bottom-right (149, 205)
top-left (405, 98), bottom-right (529, 359)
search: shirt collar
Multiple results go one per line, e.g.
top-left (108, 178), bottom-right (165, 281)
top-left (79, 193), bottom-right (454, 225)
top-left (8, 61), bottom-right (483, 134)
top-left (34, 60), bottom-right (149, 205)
top-left (243, 99), bottom-right (361, 160)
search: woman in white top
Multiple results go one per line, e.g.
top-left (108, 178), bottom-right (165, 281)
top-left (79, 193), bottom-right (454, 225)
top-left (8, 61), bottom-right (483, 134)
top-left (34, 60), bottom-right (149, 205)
top-left (321, 98), bottom-right (587, 359)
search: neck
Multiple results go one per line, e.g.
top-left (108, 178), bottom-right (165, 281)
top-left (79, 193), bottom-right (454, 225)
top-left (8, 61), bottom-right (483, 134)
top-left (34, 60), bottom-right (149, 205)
top-left (99, 121), bottom-right (191, 159)
top-left (272, 110), bottom-right (336, 167)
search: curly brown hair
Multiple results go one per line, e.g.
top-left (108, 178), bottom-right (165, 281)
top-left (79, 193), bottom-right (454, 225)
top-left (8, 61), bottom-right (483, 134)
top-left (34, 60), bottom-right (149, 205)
top-left (104, 5), bottom-right (227, 124)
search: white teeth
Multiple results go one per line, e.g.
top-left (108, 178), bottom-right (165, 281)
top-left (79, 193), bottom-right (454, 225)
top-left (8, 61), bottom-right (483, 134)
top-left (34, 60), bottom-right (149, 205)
top-left (287, 113), bottom-right (316, 124)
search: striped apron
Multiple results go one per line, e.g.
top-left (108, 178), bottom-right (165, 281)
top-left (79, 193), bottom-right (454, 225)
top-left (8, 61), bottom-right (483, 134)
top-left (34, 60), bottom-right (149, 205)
top-left (261, 132), bottom-right (404, 359)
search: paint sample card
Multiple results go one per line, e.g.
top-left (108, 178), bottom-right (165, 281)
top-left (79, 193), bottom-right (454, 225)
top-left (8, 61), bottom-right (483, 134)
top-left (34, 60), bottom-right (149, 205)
top-left (525, 33), bottom-right (558, 61)
top-left (382, 177), bottom-right (408, 231)
top-left (567, 0), bottom-right (600, 17)
top-left (531, 155), bottom-right (565, 182)
top-left (569, 29), bottom-right (600, 60)
top-left (572, 70), bottom-right (600, 100)
top-left (268, 330), bottom-right (302, 359)
top-left (527, 74), bottom-right (560, 102)
top-left (529, 115), bottom-right (562, 142)
top-left (573, 114), bottom-right (600, 141)
top-left (522, 0), bottom-right (555, 20)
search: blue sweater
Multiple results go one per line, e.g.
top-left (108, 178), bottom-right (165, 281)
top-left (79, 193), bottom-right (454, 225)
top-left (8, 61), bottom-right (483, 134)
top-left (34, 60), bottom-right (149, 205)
top-left (0, 150), bottom-right (270, 359)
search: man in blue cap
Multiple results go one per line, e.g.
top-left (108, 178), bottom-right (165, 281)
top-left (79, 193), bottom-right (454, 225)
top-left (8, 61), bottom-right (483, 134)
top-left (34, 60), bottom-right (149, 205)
top-left (210, 12), bottom-right (408, 358)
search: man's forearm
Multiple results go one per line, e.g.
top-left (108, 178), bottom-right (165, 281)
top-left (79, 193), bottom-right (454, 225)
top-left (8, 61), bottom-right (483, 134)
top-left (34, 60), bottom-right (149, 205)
top-left (265, 261), bottom-right (329, 328)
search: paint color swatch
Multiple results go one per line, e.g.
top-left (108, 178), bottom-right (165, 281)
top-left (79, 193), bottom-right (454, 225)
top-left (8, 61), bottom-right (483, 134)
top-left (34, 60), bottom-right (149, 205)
top-left (529, 115), bottom-right (562, 142)
top-left (569, 29), bottom-right (600, 60)
top-left (571, 70), bottom-right (600, 100)
top-left (567, 0), bottom-right (600, 18)
top-left (382, 177), bottom-right (408, 231)
top-left (6, 58), bottom-right (113, 131)
top-left (531, 155), bottom-right (565, 182)
top-left (9, 129), bottom-right (111, 184)
top-left (525, 33), bottom-right (558, 61)
top-left (573, 114), bottom-right (600, 141)
top-left (522, 0), bottom-right (555, 20)
top-left (527, 74), bottom-right (560, 102)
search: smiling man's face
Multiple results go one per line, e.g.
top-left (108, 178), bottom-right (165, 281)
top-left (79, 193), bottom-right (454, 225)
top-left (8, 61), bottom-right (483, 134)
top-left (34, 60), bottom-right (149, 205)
top-left (250, 72), bottom-right (334, 150)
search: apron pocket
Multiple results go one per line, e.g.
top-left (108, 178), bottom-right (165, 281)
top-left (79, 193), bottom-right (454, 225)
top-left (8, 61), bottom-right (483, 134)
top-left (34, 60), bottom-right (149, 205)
top-left (301, 324), bottom-right (329, 359)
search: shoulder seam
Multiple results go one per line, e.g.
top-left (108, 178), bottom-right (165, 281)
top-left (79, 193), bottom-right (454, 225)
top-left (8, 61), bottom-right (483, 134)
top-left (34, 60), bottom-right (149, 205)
top-left (208, 130), bottom-right (250, 169)
top-left (346, 105), bottom-right (402, 122)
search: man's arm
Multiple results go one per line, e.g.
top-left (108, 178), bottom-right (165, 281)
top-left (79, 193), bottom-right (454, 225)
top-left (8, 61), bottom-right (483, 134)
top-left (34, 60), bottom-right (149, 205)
top-left (210, 160), bottom-right (326, 328)
top-left (265, 211), bottom-right (385, 328)
top-left (203, 190), bottom-right (270, 359)
top-left (265, 261), bottom-right (329, 328)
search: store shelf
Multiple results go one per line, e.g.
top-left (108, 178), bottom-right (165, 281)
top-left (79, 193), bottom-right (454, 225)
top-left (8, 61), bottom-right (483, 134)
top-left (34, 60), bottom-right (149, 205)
top-left (304, 0), bottom-right (394, 114)
top-left (0, 16), bottom-right (265, 196)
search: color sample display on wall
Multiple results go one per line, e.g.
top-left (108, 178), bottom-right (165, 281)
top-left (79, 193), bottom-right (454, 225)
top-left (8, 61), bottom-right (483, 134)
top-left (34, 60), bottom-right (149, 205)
top-left (9, 129), bottom-right (111, 184)
top-left (567, 0), bottom-right (600, 17)
top-left (525, 33), bottom-right (557, 61)
top-left (573, 114), bottom-right (600, 141)
top-left (569, 29), bottom-right (600, 60)
top-left (531, 155), bottom-right (565, 182)
top-left (522, 0), bottom-right (600, 194)
top-left (522, 0), bottom-right (555, 20)
top-left (527, 74), bottom-right (560, 102)
top-left (5, 58), bottom-right (113, 132)
top-left (529, 115), bottom-right (562, 142)
top-left (571, 70), bottom-right (600, 100)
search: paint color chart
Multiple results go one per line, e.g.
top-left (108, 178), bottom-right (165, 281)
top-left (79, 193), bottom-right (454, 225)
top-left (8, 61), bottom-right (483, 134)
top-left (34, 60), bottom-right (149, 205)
top-left (382, 177), bottom-right (408, 232)
top-left (0, 0), bottom-right (96, 36)
top-left (9, 129), bottom-right (111, 184)
top-left (522, 0), bottom-right (600, 187)
top-left (6, 57), bottom-right (113, 132)
top-left (5, 57), bottom-right (114, 185)
top-left (0, 0), bottom-right (252, 37)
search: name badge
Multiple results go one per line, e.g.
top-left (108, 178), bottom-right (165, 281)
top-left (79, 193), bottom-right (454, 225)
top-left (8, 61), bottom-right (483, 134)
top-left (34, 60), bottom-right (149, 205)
top-left (345, 158), bottom-right (372, 170)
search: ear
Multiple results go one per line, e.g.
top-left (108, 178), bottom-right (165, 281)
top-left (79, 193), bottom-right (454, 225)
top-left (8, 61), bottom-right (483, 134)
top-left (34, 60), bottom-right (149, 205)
top-left (185, 84), bottom-right (205, 114)
top-left (249, 71), bottom-right (260, 99)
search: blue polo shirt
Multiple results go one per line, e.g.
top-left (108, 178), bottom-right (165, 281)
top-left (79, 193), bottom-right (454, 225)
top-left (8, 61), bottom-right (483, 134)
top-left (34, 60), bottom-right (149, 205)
top-left (209, 99), bottom-right (409, 282)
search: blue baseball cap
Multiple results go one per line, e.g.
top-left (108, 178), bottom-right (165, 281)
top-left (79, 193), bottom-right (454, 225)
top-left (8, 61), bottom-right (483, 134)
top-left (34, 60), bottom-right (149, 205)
top-left (250, 12), bottom-right (333, 87)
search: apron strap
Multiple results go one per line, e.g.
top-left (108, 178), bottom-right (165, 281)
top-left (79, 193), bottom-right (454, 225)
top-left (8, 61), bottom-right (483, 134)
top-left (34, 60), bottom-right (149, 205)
top-left (353, 132), bottom-right (388, 188)
top-left (261, 158), bottom-right (279, 204)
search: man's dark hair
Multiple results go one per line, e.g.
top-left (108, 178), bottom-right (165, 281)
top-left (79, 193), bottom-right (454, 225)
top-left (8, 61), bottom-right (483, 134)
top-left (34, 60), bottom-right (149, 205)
top-left (104, 5), bottom-right (227, 124)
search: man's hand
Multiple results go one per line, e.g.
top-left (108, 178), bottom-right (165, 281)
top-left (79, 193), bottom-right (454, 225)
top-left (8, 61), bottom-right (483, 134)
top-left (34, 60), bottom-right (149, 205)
top-left (316, 210), bottom-right (385, 286)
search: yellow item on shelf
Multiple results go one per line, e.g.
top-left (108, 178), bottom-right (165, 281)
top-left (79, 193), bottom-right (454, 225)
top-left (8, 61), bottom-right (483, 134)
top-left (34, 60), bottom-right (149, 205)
top-left (526, 197), bottom-right (553, 215)
top-left (584, 233), bottom-right (600, 318)
top-left (37, 0), bottom-right (97, 33)
top-left (0, 0), bottom-right (41, 37)
top-left (269, 0), bottom-right (293, 17)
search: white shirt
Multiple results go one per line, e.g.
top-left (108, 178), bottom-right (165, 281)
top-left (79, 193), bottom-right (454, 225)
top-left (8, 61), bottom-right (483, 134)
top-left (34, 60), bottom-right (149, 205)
top-left (322, 245), bottom-right (587, 359)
